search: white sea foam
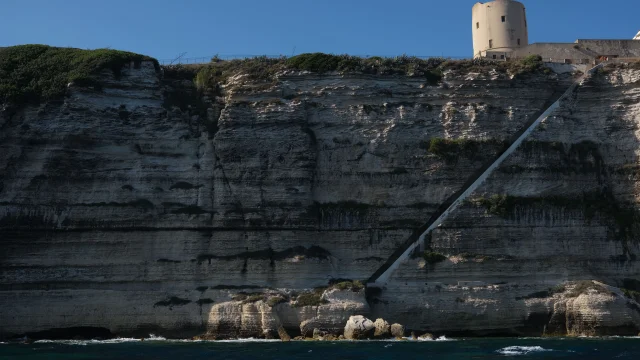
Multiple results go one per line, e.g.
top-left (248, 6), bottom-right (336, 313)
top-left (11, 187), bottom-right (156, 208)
top-left (32, 336), bottom-right (285, 345)
top-left (28, 335), bottom-right (463, 345)
top-left (214, 338), bottom-right (281, 343)
top-left (435, 335), bottom-right (454, 341)
top-left (35, 338), bottom-right (141, 346)
top-left (496, 346), bottom-right (552, 356)
top-left (146, 334), bottom-right (167, 341)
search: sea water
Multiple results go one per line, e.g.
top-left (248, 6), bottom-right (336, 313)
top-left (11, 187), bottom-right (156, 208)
top-left (1, 336), bottom-right (639, 359)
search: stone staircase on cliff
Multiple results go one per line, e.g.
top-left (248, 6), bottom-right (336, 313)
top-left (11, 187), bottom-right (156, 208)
top-left (367, 63), bottom-right (606, 288)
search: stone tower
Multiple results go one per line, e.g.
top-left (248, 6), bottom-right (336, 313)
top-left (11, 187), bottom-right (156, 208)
top-left (472, 0), bottom-right (529, 58)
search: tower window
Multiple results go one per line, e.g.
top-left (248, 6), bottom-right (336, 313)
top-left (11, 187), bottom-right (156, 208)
top-left (517, 38), bottom-right (521, 45)
top-left (502, 16), bottom-right (506, 22)
top-left (476, 22), bottom-right (480, 29)
top-left (493, 55), bottom-right (497, 59)
top-left (501, 55), bottom-right (505, 59)
top-left (489, 39), bottom-right (493, 49)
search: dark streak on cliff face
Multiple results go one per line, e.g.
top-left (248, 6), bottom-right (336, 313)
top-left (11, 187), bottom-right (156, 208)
top-left (196, 246), bottom-right (332, 265)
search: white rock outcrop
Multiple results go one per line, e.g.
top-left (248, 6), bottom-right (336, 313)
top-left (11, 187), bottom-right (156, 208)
top-left (344, 316), bottom-right (375, 340)
top-left (390, 323), bottom-right (405, 338)
top-left (373, 318), bottom-right (391, 338)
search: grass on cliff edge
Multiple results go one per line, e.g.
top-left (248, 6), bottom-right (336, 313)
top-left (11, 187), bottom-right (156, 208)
top-left (0, 44), bottom-right (158, 107)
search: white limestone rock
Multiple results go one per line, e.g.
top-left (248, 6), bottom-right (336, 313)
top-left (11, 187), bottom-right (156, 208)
top-left (373, 318), bottom-right (391, 338)
top-left (391, 323), bottom-right (406, 338)
top-left (344, 315), bottom-right (375, 340)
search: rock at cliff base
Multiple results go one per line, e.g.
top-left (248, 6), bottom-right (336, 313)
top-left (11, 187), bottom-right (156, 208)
top-left (344, 315), bottom-right (375, 340)
top-left (390, 323), bottom-right (405, 338)
top-left (277, 326), bottom-right (291, 342)
top-left (418, 332), bottom-right (433, 340)
top-left (299, 319), bottom-right (317, 338)
top-left (324, 334), bottom-right (338, 341)
top-left (313, 328), bottom-right (323, 339)
top-left (373, 318), bottom-right (391, 338)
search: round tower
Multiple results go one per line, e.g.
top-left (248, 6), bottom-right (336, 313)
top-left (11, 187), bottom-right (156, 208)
top-left (472, 0), bottom-right (529, 58)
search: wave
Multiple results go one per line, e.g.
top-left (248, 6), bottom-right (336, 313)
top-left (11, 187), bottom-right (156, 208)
top-left (415, 335), bottom-right (456, 342)
top-left (146, 334), bottom-right (167, 341)
top-left (35, 338), bottom-right (141, 346)
top-left (32, 336), bottom-right (284, 345)
top-left (496, 346), bottom-right (553, 356)
top-left (436, 336), bottom-right (454, 341)
top-left (28, 334), bottom-right (458, 345)
top-left (214, 338), bottom-right (282, 343)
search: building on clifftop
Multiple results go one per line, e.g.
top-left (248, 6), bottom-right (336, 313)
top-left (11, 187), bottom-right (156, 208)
top-left (472, 0), bottom-right (529, 59)
top-left (472, 0), bottom-right (640, 64)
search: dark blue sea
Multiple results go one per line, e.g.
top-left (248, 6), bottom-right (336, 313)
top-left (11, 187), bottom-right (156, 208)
top-left (1, 336), bottom-right (640, 359)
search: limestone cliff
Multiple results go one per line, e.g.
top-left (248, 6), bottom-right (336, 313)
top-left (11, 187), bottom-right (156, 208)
top-left (1, 50), bottom-right (639, 338)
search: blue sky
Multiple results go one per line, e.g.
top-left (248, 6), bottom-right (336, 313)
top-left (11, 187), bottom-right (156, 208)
top-left (1, 0), bottom-right (638, 61)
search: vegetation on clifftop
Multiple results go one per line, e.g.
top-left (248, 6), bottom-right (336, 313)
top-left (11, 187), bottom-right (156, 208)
top-left (0, 45), bottom-right (547, 109)
top-left (187, 53), bottom-right (550, 95)
top-left (0, 45), bottom-right (158, 107)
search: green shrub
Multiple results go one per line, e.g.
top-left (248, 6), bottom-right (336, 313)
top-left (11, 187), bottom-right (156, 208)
top-left (244, 294), bottom-right (265, 303)
top-left (623, 289), bottom-right (640, 302)
top-left (293, 289), bottom-right (329, 307)
top-left (286, 53), bottom-right (358, 73)
top-left (331, 280), bottom-right (365, 292)
top-left (427, 138), bottom-right (461, 160)
top-left (193, 56), bottom-right (285, 92)
top-left (423, 251), bottom-right (447, 264)
top-left (0, 45), bottom-right (158, 107)
top-left (162, 64), bottom-right (201, 81)
top-left (427, 138), bottom-right (508, 162)
top-left (549, 284), bottom-right (567, 294)
top-left (477, 194), bottom-right (517, 216)
top-left (507, 55), bottom-right (544, 75)
top-left (266, 296), bottom-right (287, 307)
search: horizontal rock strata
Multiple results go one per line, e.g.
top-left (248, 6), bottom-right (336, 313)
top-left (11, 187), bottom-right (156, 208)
top-left (1, 59), bottom-right (639, 338)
